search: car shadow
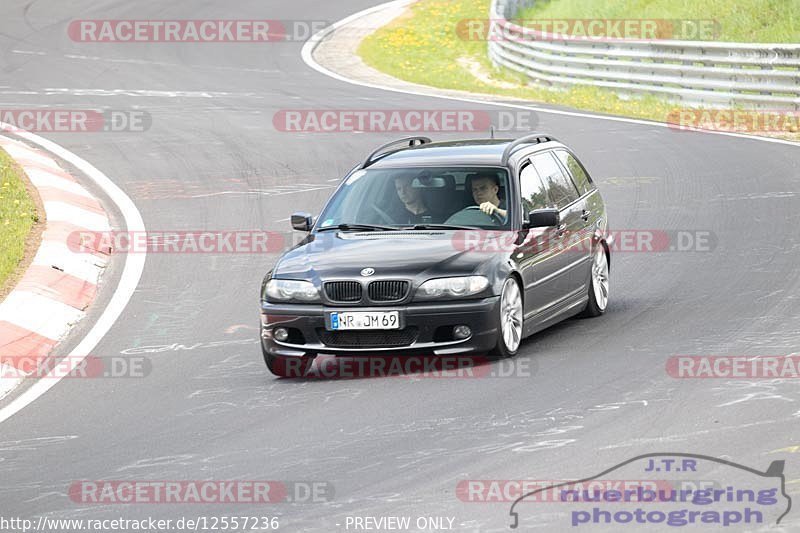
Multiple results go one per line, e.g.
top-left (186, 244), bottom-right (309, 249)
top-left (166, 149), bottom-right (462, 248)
top-left (270, 351), bottom-right (501, 382)
top-left (268, 306), bottom-right (616, 383)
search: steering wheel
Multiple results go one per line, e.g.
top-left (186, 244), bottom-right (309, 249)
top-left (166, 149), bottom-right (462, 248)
top-left (463, 205), bottom-right (504, 225)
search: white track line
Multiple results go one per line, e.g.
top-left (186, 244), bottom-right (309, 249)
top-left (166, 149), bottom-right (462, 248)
top-left (0, 125), bottom-right (146, 425)
top-left (300, 0), bottom-right (800, 149)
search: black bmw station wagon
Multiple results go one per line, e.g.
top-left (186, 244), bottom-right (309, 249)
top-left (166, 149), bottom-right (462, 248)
top-left (260, 134), bottom-right (612, 377)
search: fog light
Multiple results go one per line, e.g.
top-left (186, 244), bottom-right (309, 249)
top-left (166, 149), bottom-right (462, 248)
top-left (274, 327), bottom-right (289, 342)
top-left (453, 325), bottom-right (471, 340)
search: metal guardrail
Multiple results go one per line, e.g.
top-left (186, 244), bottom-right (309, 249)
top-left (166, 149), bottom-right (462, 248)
top-left (488, 0), bottom-right (800, 109)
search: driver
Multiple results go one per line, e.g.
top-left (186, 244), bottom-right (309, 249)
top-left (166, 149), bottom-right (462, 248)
top-left (392, 173), bottom-right (432, 225)
top-left (469, 172), bottom-right (507, 220)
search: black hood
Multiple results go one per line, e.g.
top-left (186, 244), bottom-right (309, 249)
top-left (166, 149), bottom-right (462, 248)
top-left (272, 231), bottom-right (507, 283)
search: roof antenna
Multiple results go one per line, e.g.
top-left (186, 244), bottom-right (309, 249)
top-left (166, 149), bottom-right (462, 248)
top-left (490, 125), bottom-right (495, 139)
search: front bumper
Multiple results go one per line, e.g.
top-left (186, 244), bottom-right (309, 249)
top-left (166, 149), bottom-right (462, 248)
top-left (260, 296), bottom-right (500, 358)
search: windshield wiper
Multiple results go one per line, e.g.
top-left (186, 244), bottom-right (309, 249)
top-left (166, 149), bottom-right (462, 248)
top-left (317, 223), bottom-right (398, 232)
top-left (405, 224), bottom-right (478, 231)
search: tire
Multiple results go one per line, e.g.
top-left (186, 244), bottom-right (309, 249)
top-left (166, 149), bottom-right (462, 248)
top-left (264, 351), bottom-right (312, 377)
top-left (489, 277), bottom-right (524, 359)
top-left (580, 244), bottom-right (609, 318)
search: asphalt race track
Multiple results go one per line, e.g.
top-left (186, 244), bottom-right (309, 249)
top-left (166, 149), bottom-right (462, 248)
top-left (1, 1), bottom-right (799, 531)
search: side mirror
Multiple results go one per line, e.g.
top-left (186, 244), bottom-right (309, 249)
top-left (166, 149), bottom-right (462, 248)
top-left (527, 208), bottom-right (559, 228)
top-left (291, 212), bottom-right (314, 232)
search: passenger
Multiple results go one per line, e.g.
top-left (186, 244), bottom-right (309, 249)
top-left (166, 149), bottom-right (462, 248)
top-left (392, 173), bottom-right (433, 225)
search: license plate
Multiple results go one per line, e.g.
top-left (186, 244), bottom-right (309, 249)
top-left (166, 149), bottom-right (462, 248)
top-left (328, 311), bottom-right (400, 330)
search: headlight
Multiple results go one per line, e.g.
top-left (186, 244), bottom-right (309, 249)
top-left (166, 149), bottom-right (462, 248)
top-left (264, 279), bottom-right (320, 302)
top-left (415, 276), bottom-right (489, 301)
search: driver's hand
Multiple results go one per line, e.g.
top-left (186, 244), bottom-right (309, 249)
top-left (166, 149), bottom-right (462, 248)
top-left (479, 202), bottom-right (497, 215)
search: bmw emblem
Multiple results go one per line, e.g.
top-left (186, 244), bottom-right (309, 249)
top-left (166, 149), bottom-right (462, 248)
top-left (360, 267), bottom-right (375, 277)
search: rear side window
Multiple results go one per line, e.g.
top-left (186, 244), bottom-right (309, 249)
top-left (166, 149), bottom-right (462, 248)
top-left (530, 152), bottom-right (579, 208)
top-left (554, 150), bottom-right (594, 195)
top-left (519, 162), bottom-right (551, 214)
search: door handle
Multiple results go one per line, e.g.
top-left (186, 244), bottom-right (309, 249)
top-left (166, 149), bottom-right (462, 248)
top-left (581, 209), bottom-right (592, 221)
top-left (556, 223), bottom-right (567, 237)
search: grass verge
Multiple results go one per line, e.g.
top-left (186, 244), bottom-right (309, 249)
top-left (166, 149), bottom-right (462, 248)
top-left (516, 0), bottom-right (800, 43)
top-left (357, 0), bottom-right (800, 141)
top-left (0, 147), bottom-right (41, 298)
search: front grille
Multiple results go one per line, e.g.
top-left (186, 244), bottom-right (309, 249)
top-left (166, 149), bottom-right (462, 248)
top-left (317, 327), bottom-right (419, 348)
top-left (324, 281), bottom-right (362, 302)
top-left (368, 280), bottom-right (410, 302)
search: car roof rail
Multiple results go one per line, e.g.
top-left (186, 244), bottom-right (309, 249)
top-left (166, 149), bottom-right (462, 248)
top-left (360, 136), bottom-right (432, 169)
top-left (500, 133), bottom-right (559, 166)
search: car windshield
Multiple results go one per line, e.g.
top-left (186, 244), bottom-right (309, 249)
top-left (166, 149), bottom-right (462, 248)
top-left (316, 167), bottom-right (512, 230)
